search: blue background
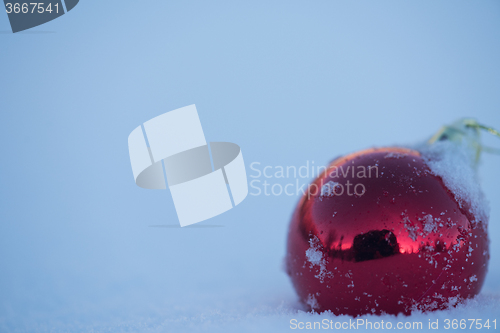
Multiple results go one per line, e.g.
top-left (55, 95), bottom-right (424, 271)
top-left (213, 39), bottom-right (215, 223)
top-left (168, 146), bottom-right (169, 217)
top-left (1, 1), bottom-right (499, 331)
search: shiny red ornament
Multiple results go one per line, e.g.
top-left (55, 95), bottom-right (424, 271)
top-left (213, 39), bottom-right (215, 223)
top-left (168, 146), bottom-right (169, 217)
top-left (285, 120), bottom-right (497, 316)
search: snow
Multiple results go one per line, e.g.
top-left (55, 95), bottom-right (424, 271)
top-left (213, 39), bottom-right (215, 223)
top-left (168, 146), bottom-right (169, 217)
top-left (320, 180), bottom-right (340, 198)
top-left (418, 139), bottom-right (490, 230)
top-left (402, 214), bottom-right (419, 241)
top-left (305, 237), bottom-right (331, 282)
top-left (306, 237), bottom-right (325, 267)
top-left (421, 214), bottom-right (438, 234)
top-left (4, 294), bottom-right (499, 332)
top-left (384, 152), bottom-right (408, 159)
top-left (1, 2), bottom-right (500, 333)
top-left (306, 294), bottom-right (320, 311)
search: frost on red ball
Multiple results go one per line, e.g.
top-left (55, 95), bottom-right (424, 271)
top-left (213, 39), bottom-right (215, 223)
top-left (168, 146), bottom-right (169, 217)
top-left (285, 145), bottom-right (489, 316)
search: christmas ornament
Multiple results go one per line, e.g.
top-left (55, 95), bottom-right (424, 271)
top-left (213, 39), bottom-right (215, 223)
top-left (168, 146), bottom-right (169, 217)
top-left (285, 119), bottom-right (499, 315)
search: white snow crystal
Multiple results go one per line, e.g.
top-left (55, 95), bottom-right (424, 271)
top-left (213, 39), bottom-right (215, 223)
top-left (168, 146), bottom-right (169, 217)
top-left (320, 181), bottom-right (340, 197)
top-left (305, 237), bottom-right (331, 282)
top-left (384, 152), bottom-right (408, 159)
top-left (417, 139), bottom-right (489, 229)
top-left (402, 215), bottom-right (418, 241)
top-left (421, 214), bottom-right (437, 234)
top-left (306, 237), bottom-right (324, 267)
top-left (306, 294), bottom-right (319, 310)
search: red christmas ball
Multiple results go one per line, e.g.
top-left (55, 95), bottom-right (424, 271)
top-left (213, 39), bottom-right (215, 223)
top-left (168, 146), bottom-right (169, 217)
top-left (285, 140), bottom-right (490, 315)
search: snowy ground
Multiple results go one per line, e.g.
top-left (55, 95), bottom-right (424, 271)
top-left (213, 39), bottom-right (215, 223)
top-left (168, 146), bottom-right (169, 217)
top-left (1, 1), bottom-right (500, 332)
top-left (3, 293), bottom-right (499, 332)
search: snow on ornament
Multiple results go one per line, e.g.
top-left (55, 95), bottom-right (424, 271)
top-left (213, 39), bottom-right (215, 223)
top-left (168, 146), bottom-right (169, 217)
top-left (285, 119), bottom-right (500, 316)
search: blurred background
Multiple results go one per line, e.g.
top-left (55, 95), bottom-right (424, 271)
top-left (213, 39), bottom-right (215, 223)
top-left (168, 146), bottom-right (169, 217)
top-left (1, 1), bottom-right (499, 331)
